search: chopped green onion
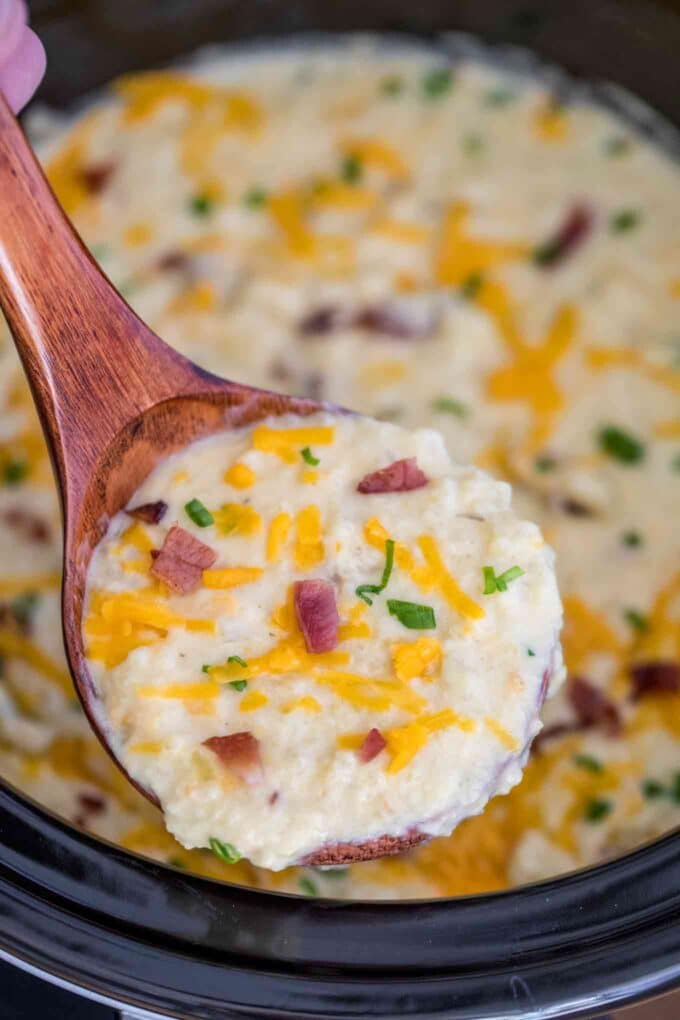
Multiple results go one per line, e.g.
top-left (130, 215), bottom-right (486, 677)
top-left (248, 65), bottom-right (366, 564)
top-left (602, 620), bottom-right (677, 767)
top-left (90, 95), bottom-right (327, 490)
top-left (167, 855), bottom-right (187, 869)
top-left (534, 455), bottom-right (557, 473)
top-left (641, 779), bottom-right (666, 800)
top-left (189, 194), bottom-right (214, 217)
top-left (583, 798), bottom-right (612, 823)
top-left (208, 837), bottom-right (241, 863)
top-left (202, 665), bottom-right (212, 674)
top-left (299, 876), bottom-right (319, 897)
top-left (671, 773), bottom-right (680, 804)
top-left (573, 753), bottom-right (604, 774)
top-left (10, 591), bottom-right (40, 628)
top-left (462, 133), bottom-right (484, 155)
top-left (597, 425), bottom-right (645, 465)
top-left (228, 655), bottom-right (248, 668)
top-left (356, 539), bottom-right (395, 606)
top-left (622, 530), bottom-right (642, 548)
top-left (484, 88), bottom-right (515, 107)
top-left (3, 459), bottom-right (28, 486)
top-left (387, 599), bottom-right (436, 630)
top-left (604, 136), bottom-right (630, 157)
top-left (229, 679), bottom-right (248, 692)
top-left (301, 447), bottom-right (320, 466)
top-left (341, 153), bottom-right (362, 184)
top-left (623, 608), bottom-right (648, 633)
top-left (381, 75), bottom-right (404, 97)
top-left (527, 648), bottom-right (536, 657)
top-left (431, 396), bottom-right (469, 418)
top-left (609, 208), bottom-right (640, 233)
top-left (184, 498), bottom-right (213, 528)
top-left (482, 565), bottom-right (525, 595)
top-left (244, 186), bottom-right (267, 209)
top-left (422, 67), bottom-right (453, 99)
top-left (460, 272), bottom-right (484, 300)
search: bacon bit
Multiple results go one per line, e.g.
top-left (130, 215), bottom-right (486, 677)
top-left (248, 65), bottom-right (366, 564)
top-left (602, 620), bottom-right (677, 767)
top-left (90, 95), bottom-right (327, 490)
top-left (630, 661), bottom-right (680, 701)
top-left (357, 457), bottom-right (428, 494)
top-left (79, 160), bottom-right (116, 195)
top-left (357, 728), bottom-right (387, 763)
top-left (157, 250), bottom-right (190, 272)
top-left (299, 305), bottom-right (351, 336)
top-left (294, 579), bottom-right (339, 654)
top-left (150, 524), bottom-right (217, 594)
top-left (568, 676), bottom-right (621, 735)
top-left (77, 792), bottom-right (106, 815)
top-left (533, 203), bottom-right (594, 268)
top-left (0, 508), bottom-right (51, 544)
top-left (269, 791), bottom-right (280, 806)
top-left (127, 500), bottom-right (168, 525)
top-left (559, 498), bottom-right (595, 518)
top-left (354, 298), bottom-right (439, 340)
top-left (203, 732), bottom-right (263, 786)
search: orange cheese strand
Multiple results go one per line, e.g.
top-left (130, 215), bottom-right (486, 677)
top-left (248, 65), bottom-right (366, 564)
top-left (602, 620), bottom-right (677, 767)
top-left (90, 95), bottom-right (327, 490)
top-left (484, 717), bottom-right (520, 752)
top-left (435, 202), bottom-right (528, 287)
top-left (281, 696), bottom-right (322, 714)
top-left (586, 347), bottom-right (680, 396)
top-left (0, 630), bottom-right (72, 696)
top-left (653, 419), bottom-right (680, 439)
top-left (341, 138), bottom-right (409, 180)
top-left (294, 505), bottom-right (325, 568)
top-left (313, 670), bottom-right (427, 715)
top-left (138, 682), bottom-right (220, 699)
top-left (533, 102), bottom-right (569, 141)
top-left (240, 690), bottom-right (268, 712)
top-left (391, 637), bottom-right (442, 681)
top-left (417, 535), bottom-right (485, 621)
top-left (202, 567), bottom-right (263, 589)
top-left (385, 709), bottom-right (477, 774)
top-left (561, 595), bottom-right (624, 674)
top-left (266, 512), bottom-right (292, 563)
top-left (252, 424), bottom-right (335, 462)
top-left (224, 462), bottom-right (256, 488)
top-left (213, 504), bottom-right (262, 536)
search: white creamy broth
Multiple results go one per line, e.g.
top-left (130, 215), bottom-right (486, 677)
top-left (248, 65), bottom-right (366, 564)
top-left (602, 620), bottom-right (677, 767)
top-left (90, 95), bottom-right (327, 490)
top-left (0, 40), bottom-right (678, 896)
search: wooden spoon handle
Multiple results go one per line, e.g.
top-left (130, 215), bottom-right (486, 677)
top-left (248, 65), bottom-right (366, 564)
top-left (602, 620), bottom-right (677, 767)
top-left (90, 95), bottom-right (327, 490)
top-left (0, 95), bottom-right (214, 502)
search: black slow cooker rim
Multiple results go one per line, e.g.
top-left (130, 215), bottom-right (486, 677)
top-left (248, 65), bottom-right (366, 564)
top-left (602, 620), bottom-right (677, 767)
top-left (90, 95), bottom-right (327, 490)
top-left (1, 779), bottom-right (679, 1018)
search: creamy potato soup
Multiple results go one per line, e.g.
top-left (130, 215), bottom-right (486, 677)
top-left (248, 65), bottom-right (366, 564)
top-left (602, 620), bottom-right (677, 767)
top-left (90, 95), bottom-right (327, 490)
top-left (0, 40), bottom-right (678, 896)
top-left (83, 413), bottom-right (563, 869)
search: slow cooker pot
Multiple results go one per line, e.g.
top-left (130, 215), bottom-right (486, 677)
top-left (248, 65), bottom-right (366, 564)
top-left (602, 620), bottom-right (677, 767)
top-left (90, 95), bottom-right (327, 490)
top-left (1, 1), bottom-right (679, 1017)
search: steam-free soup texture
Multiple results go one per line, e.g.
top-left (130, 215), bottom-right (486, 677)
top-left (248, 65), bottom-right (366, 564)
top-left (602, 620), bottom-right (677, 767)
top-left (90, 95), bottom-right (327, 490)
top-left (0, 42), bottom-right (678, 897)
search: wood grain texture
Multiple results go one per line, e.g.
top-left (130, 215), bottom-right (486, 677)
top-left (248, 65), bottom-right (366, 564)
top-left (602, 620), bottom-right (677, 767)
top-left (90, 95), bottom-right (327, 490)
top-left (0, 94), bottom-right (424, 865)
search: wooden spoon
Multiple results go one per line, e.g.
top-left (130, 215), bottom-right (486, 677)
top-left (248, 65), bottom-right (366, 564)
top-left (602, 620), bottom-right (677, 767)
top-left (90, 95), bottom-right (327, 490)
top-left (0, 95), bottom-right (428, 866)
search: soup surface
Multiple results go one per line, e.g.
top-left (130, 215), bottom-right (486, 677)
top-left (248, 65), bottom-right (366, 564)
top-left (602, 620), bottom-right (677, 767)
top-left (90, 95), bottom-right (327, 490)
top-left (0, 40), bottom-right (678, 897)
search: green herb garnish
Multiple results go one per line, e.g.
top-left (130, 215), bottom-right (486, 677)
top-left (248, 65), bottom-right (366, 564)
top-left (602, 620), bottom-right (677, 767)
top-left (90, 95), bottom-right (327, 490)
top-left (189, 194), bottom-right (214, 217)
top-left (535, 455), bottom-right (557, 473)
top-left (484, 88), bottom-right (515, 107)
top-left (527, 648), bottom-right (536, 657)
top-left (460, 272), bottom-right (484, 300)
top-left (381, 75), bottom-right (404, 97)
top-left (229, 680), bottom-right (248, 692)
top-left (584, 798), bottom-right (612, 823)
top-left (624, 608), bottom-right (648, 632)
top-left (185, 498), bottom-right (214, 528)
top-left (622, 530), bottom-right (642, 548)
top-left (3, 459), bottom-right (28, 486)
top-left (671, 773), bottom-right (680, 804)
top-left (641, 779), bottom-right (666, 799)
top-left (431, 396), bottom-right (469, 418)
top-left (482, 565), bottom-right (525, 595)
top-left (609, 208), bottom-right (640, 233)
top-left (11, 591), bottom-right (39, 628)
top-left (387, 599), bottom-right (436, 630)
top-left (462, 133), bottom-right (484, 155)
top-left (228, 655), bottom-right (248, 668)
top-left (167, 855), bottom-right (187, 869)
top-left (244, 186), bottom-right (267, 209)
top-left (604, 136), bottom-right (630, 157)
top-left (597, 425), bottom-right (645, 465)
top-left (573, 753), bottom-right (604, 774)
top-left (341, 153), bottom-right (362, 184)
top-left (356, 539), bottom-right (395, 606)
top-left (422, 67), bottom-right (453, 99)
top-left (299, 876), bottom-right (319, 897)
top-left (208, 837), bottom-right (241, 863)
top-left (301, 447), bottom-right (320, 466)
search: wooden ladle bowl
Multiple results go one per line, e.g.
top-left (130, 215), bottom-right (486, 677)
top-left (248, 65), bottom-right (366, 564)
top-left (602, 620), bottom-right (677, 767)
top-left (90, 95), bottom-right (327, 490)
top-left (0, 95), bottom-right (430, 866)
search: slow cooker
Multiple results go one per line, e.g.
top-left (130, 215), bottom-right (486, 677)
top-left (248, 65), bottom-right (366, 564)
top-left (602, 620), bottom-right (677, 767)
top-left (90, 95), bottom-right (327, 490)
top-left (1, 1), bottom-right (679, 1017)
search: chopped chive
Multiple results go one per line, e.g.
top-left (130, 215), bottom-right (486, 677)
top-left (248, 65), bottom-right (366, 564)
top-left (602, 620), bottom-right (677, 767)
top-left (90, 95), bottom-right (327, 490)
top-left (583, 798), bottom-right (612, 823)
top-left (167, 855), bottom-right (187, 869)
top-left (431, 396), bottom-right (469, 418)
top-left (609, 208), bottom-right (640, 233)
top-left (462, 133), bottom-right (484, 155)
top-left (622, 530), bottom-right (642, 548)
top-left (189, 193), bottom-right (214, 217)
top-left (573, 753), bottom-right (604, 774)
top-left (641, 778), bottom-right (666, 800)
top-left (356, 539), bottom-right (395, 606)
top-left (604, 136), bottom-right (630, 157)
top-left (422, 67), bottom-right (453, 99)
top-left (535, 455), bottom-right (557, 473)
top-left (184, 498), bottom-right (213, 527)
top-left (10, 591), bottom-right (39, 628)
top-left (228, 655), bottom-right (248, 668)
top-left (229, 679), bottom-right (248, 692)
top-left (671, 773), bottom-right (680, 804)
top-left (301, 447), bottom-right (320, 466)
top-left (387, 599), bottom-right (436, 630)
top-left (3, 459), bottom-right (28, 486)
top-left (208, 837), bottom-right (241, 863)
top-left (299, 876), bottom-right (319, 897)
top-left (460, 272), bottom-right (484, 300)
top-left (527, 648), bottom-right (536, 657)
top-left (381, 75), bottom-right (404, 97)
top-left (482, 565), bottom-right (525, 595)
top-left (483, 87), bottom-right (515, 107)
top-left (597, 425), bottom-right (645, 465)
top-left (202, 665), bottom-right (211, 674)
top-left (623, 608), bottom-right (648, 633)
top-left (341, 153), bottom-right (362, 184)
top-left (244, 186), bottom-right (267, 209)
